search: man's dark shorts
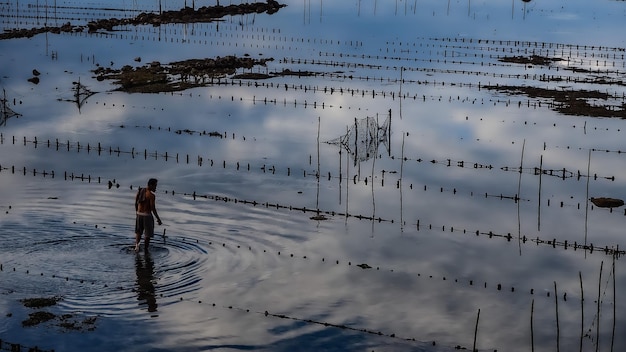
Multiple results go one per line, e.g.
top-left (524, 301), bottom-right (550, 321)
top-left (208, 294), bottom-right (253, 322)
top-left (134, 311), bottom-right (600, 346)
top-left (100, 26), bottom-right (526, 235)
top-left (135, 214), bottom-right (155, 237)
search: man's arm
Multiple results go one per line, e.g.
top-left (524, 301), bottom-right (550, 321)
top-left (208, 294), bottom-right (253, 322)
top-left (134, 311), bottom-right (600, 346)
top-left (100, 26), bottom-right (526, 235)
top-left (150, 193), bottom-right (162, 225)
top-left (135, 189), bottom-right (140, 211)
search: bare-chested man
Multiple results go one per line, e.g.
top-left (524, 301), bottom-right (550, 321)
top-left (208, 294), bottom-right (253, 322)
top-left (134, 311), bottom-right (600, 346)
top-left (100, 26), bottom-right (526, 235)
top-left (134, 178), bottom-right (162, 252)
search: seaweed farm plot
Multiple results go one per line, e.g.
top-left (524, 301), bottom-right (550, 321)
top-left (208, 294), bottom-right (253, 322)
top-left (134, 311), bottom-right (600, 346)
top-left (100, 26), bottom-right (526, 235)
top-left (1, 1), bottom-right (626, 351)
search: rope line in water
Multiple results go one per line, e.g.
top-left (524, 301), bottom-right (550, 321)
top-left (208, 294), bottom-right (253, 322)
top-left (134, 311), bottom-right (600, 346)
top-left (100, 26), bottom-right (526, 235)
top-left (175, 296), bottom-right (469, 351)
top-left (1, 155), bottom-right (624, 221)
top-left (0, 133), bottom-right (619, 189)
top-left (0, 162), bottom-right (623, 257)
top-left (0, 222), bottom-right (619, 305)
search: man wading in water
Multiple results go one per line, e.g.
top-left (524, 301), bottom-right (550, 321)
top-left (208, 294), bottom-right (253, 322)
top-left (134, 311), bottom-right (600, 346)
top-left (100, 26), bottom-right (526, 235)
top-left (134, 178), bottom-right (162, 252)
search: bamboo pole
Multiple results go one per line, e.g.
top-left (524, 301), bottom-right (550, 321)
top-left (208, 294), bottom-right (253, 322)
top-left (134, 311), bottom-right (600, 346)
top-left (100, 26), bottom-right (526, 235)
top-left (584, 149), bottom-right (591, 250)
top-left (580, 271), bottom-right (584, 352)
top-left (517, 139), bottom-right (525, 255)
top-left (611, 255), bottom-right (616, 352)
top-left (596, 261), bottom-right (603, 352)
top-left (473, 308), bottom-right (480, 352)
top-left (530, 299), bottom-right (535, 352)
top-left (555, 281), bottom-right (560, 352)
top-left (538, 155), bottom-right (542, 231)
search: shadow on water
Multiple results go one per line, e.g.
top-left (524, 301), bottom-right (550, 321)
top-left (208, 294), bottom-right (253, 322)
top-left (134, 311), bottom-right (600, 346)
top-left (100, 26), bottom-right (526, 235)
top-left (135, 250), bottom-right (158, 314)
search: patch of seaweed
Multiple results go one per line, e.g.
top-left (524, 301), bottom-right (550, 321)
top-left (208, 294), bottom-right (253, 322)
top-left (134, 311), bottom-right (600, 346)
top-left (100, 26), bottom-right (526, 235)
top-left (499, 55), bottom-right (564, 66)
top-left (58, 314), bottom-right (98, 331)
top-left (590, 197), bottom-right (625, 208)
top-left (20, 297), bottom-right (61, 308)
top-left (483, 85), bottom-right (626, 118)
top-left (93, 56), bottom-right (274, 93)
top-left (22, 311), bottom-right (56, 327)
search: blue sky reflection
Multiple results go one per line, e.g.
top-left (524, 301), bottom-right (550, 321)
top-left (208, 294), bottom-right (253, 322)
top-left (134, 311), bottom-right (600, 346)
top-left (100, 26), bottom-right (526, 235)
top-left (1, 1), bottom-right (626, 351)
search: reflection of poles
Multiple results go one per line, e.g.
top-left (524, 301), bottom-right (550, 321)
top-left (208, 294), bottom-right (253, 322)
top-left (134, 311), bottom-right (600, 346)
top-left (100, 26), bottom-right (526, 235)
top-left (537, 155), bottom-right (542, 231)
top-left (338, 141), bottom-right (342, 204)
top-left (354, 118), bottom-right (359, 178)
top-left (511, 0), bottom-right (514, 19)
top-left (388, 109), bottom-right (391, 157)
top-left (399, 132), bottom-right (405, 231)
top-left (399, 67), bottom-right (403, 120)
top-left (584, 150), bottom-right (591, 251)
top-left (611, 255), bottom-right (616, 352)
top-left (316, 116), bottom-right (321, 213)
top-left (554, 281), bottom-right (560, 352)
top-left (345, 125), bottom-right (350, 221)
top-left (579, 271), bottom-right (584, 352)
top-left (517, 139), bottom-right (525, 256)
top-left (473, 308), bottom-right (480, 352)
top-left (370, 115), bottom-right (378, 235)
top-left (319, 0), bottom-right (322, 23)
top-left (596, 261), bottom-right (603, 352)
top-left (530, 299), bottom-right (535, 352)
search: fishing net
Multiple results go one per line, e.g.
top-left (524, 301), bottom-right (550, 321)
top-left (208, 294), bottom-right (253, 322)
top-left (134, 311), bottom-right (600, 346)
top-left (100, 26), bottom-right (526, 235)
top-left (326, 115), bottom-right (390, 166)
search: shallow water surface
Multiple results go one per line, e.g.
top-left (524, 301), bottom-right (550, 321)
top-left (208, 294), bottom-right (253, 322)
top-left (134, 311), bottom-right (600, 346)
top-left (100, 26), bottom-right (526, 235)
top-left (1, 1), bottom-right (626, 351)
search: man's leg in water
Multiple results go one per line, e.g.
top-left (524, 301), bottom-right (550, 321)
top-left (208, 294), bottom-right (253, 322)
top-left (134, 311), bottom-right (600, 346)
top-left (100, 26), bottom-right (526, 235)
top-left (144, 216), bottom-right (155, 251)
top-left (134, 232), bottom-right (141, 252)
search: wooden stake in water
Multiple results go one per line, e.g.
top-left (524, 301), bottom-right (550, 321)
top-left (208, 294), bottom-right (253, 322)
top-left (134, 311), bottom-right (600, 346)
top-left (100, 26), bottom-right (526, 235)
top-left (611, 255), bottom-right (616, 352)
top-left (580, 271), bottom-right (584, 352)
top-left (585, 149), bottom-right (591, 252)
top-left (530, 299), bottom-right (535, 352)
top-left (596, 261), bottom-right (604, 352)
top-left (555, 281), bottom-right (560, 352)
top-left (473, 308), bottom-right (480, 352)
top-left (538, 155), bottom-right (542, 231)
top-left (517, 139), bottom-right (525, 255)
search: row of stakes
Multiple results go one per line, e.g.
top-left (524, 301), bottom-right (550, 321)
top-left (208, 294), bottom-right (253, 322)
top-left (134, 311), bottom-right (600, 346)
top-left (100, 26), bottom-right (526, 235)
top-left (316, 50), bottom-right (626, 75)
top-left (302, 57), bottom-right (626, 94)
top-left (59, 28), bottom-right (360, 52)
top-left (51, 27), bottom-right (626, 86)
top-left (0, 255), bottom-right (469, 351)
top-left (383, 42), bottom-right (626, 63)
top-left (0, 155), bottom-right (622, 258)
top-left (0, 135), bottom-right (622, 215)
top-left (391, 39), bottom-right (626, 59)
top-left (70, 23), bottom-right (626, 71)
top-left (124, 118), bottom-right (626, 144)
top-left (6, 7), bottom-right (626, 57)
top-left (0, 226), bottom-right (611, 305)
top-left (0, 237), bottom-right (603, 301)
top-left (1, 132), bottom-right (619, 182)
top-left (5, 158), bottom-right (624, 222)
top-left (39, 23), bottom-right (626, 81)
top-left (58, 77), bottom-right (626, 117)
top-left (0, 133), bottom-right (620, 194)
top-left (70, 25), bottom-right (626, 77)
top-left (428, 36), bottom-right (626, 53)
top-left (0, 225), bottom-right (619, 352)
